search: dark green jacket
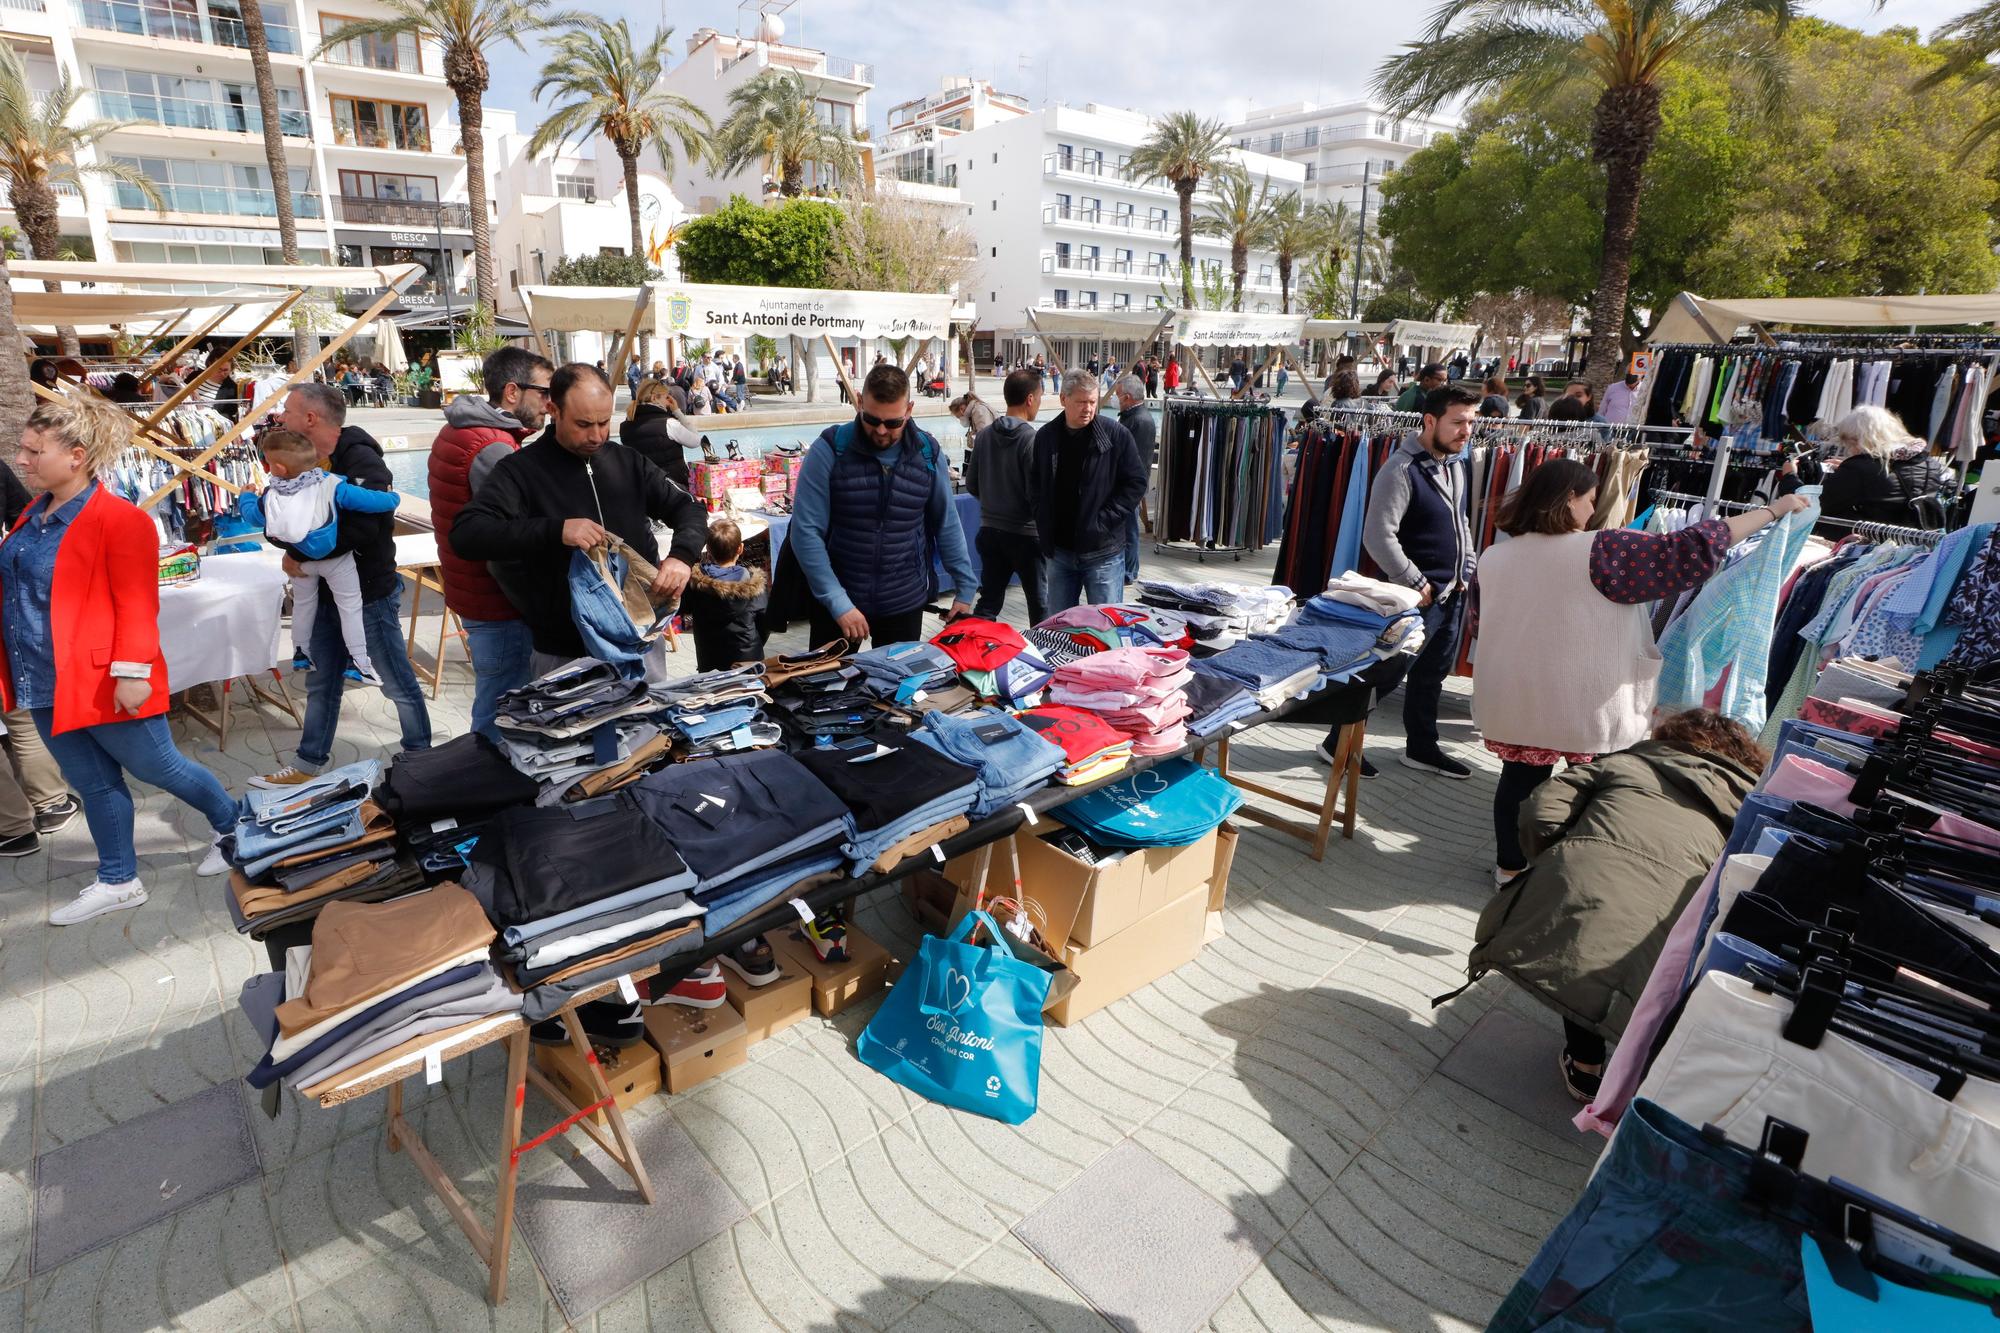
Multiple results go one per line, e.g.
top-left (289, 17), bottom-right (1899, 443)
top-left (1465, 741), bottom-right (1756, 1042)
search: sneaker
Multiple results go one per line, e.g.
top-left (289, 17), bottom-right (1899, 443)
top-left (1358, 755), bottom-right (1378, 778)
top-left (1559, 1051), bottom-right (1603, 1105)
top-left (1312, 739), bottom-right (1375, 776)
top-left (196, 836), bottom-right (231, 878)
top-left (50, 879), bottom-right (147, 926)
top-left (291, 649), bottom-right (312, 672)
top-left (1493, 865), bottom-right (1525, 889)
top-left (797, 910), bottom-right (849, 964)
top-left (1401, 749), bottom-right (1472, 780)
top-left (249, 765), bottom-right (318, 791)
top-left (32, 795), bottom-right (80, 836)
top-left (577, 998), bottom-right (646, 1048)
top-left (342, 666), bottom-right (366, 684)
top-left (645, 962), bottom-right (726, 1008)
top-left (352, 666), bottom-right (385, 688)
top-left (529, 1015), bottom-right (570, 1046)
top-left (720, 938), bottom-right (781, 987)
top-left (0, 831), bottom-right (40, 858)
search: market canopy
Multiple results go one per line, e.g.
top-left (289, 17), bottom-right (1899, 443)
top-left (10, 288), bottom-right (274, 323)
top-left (657, 282), bottom-right (955, 341)
top-left (1301, 319), bottom-right (1388, 339)
top-left (1021, 307), bottom-right (1175, 341)
top-left (1651, 290), bottom-right (2000, 344)
top-left (8, 259), bottom-right (424, 291)
top-left (1171, 309), bottom-right (1307, 349)
top-left (1384, 319), bottom-right (1481, 347)
top-left (518, 286), bottom-right (650, 334)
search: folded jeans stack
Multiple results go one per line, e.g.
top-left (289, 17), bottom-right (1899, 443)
top-left (1190, 640), bottom-right (1325, 710)
top-left (794, 730), bottom-right (982, 874)
top-left (501, 720), bottom-right (668, 802)
top-left (1183, 671), bottom-right (1260, 738)
top-left (496, 658), bottom-right (660, 739)
top-left (910, 707), bottom-right (1067, 818)
top-left (225, 799), bottom-right (413, 933)
top-left (375, 733), bottom-right (540, 823)
top-left (231, 759), bottom-right (381, 879)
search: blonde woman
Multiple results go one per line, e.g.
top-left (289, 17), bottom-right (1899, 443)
top-left (618, 378), bottom-right (704, 491)
top-left (1812, 405), bottom-right (1948, 527)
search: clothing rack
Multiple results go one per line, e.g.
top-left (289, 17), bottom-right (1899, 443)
top-left (1649, 339), bottom-right (2000, 360)
top-left (1155, 398), bottom-right (1287, 560)
top-left (1650, 489), bottom-right (1948, 546)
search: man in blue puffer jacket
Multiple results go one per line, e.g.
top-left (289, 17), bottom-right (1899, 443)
top-left (787, 363), bottom-right (976, 648)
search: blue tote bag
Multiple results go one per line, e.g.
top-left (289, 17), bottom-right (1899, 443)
top-left (857, 910), bottom-right (1051, 1124)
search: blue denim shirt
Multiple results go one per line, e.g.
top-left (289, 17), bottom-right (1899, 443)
top-left (0, 483), bottom-right (96, 710)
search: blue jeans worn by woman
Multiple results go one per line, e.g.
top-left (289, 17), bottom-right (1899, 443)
top-left (295, 584), bottom-right (432, 771)
top-left (1046, 546), bottom-right (1125, 612)
top-left (32, 710), bottom-right (235, 886)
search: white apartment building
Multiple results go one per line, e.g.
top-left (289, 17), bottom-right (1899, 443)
top-left (871, 75), bottom-right (1028, 203)
top-left (653, 20), bottom-right (871, 212)
top-left (1, 0), bottom-right (483, 333)
top-left (1228, 100), bottom-right (1458, 214)
top-left (939, 101), bottom-right (1306, 366)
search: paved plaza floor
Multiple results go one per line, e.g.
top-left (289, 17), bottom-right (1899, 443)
top-left (0, 539), bottom-right (1602, 1331)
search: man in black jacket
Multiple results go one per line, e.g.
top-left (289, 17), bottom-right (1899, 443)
top-left (1029, 369), bottom-right (1147, 611)
top-left (255, 381), bottom-right (432, 788)
top-left (451, 363), bottom-right (708, 669)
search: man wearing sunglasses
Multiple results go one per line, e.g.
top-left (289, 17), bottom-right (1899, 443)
top-left (427, 345), bottom-right (555, 739)
top-left (788, 363), bottom-right (976, 647)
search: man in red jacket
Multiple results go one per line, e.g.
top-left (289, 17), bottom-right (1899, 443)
top-left (427, 345), bottom-right (554, 740)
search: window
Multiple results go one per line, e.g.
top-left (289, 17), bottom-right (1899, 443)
top-left (320, 12), bottom-right (420, 72)
top-left (992, 152), bottom-right (998, 163)
top-left (1113, 292), bottom-right (1130, 309)
top-left (1302, 127), bottom-right (1318, 147)
top-left (95, 67), bottom-right (306, 135)
top-left (1079, 244), bottom-right (1099, 266)
top-left (1149, 251), bottom-right (1167, 272)
top-left (1078, 291), bottom-right (1098, 308)
top-left (817, 100), bottom-right (854, 132)
top-left (1374, 118), bottom-right (1387, 134)
top-left (114, 155), bottom-right (317, 216)
top-left (1080, 196), bottom-right (1101, 219)
top-left (1266, 133), bottom-right (1282, 152)
top-left (338, 170), bottom-right (439, 201)
top-left (1235, 137), bottom-right (1250, 149)
top-left (1114, 247), bottom-right (1132, 271)
top-left (990, 291), bottom-right (996, 304)
top-left (1053, 289), bottom-right (1069, 308)
top-left (555, 173), bottom-right (595, 201)
top-left (370, 244), bottom-right (448, 293)
top-left (1056, 143), bottom-right (1074, 168)
top-left (1054, 192), bottom-right (1071, 216)
top-left (1148, 294), bottom-right (1165, 308)
top-left (1054, 242), bottom-right (1071, 268)
top-left (329, 95), bottom-right (430, 151)
top-left (991, 199), bottom-right (997, 210)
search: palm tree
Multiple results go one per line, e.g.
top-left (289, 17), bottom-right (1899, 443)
top-left (0, 253), bottom-right (30, 451)
top-left (715, 69), bottom-right (861, 198)
top-left (1128, 112), bottom-right (1238, 307)
top-left (1375, 0), bottom-right (1798, 393)
top-left (1265, 192), bottom-right (1330, 315)
top-left (1919, 3), bottom-right (2000, 154)
top-left (0, 46), bottom-right (159, 355)
top-left (530, 17), bottom-right (712, 259)
top-left (239, 1), bottom-right (299, 266)
top-left (319, 0), bottom-right (563, 316)
top-left (1195, 171), bottom-right (1277, 312)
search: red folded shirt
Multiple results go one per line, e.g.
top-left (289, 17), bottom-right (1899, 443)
top-left (1015, 704), bottom-right (1130, 765)
top-left (931, 618), bottom-right (1026, 672)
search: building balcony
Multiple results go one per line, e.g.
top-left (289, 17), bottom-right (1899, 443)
top-left (316, 28), bottom-right (424, 74)
top-left (115, 179), bottom-right (322, 217)
top-left (95, 89), bottom-right (311, 139)
top-left (1042, 254), bottom-right (1171, 281)
top-left (335, 195), bottom-right (471, 228)
top-left (821, 54), bottom-right (873, 84)
top-left (1, 0), bottom-right (47, 14)
top-left (71, 0), bottom-right (299, 53)
top-left (323, 118), bottom-right (434, 153)
top-left (1041, 203), bottom-right (1175, 235)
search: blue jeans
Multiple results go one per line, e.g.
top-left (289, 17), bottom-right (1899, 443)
top-left (32, 710), bottom-right (235, 886)
top-left (1047, 546), bottom-right (1124, 612)
top-left (297, 585), bottom-right (432, 771)
top-left (461, 617), bottom-right (533, 742)
top-left (1124, 510), bottom-right (1143, 585)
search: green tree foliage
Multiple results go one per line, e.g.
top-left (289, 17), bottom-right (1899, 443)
top-left (546, 251), bottom-right (662, 287)
top-left (1378, 21), bottom-right (2000, 337)
top-left (673, 195), bottom-right (842, 288)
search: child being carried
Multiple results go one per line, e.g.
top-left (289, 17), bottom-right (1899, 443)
top-left (241, 428), bottom-right (401, 686)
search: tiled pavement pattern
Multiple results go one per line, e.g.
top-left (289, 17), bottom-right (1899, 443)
top-left (0, 543), bottom-right (1606, 1331)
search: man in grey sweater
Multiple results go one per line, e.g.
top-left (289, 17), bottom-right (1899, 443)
top-left (964, 367), bottom-right (1046, 623)
top-left (1115, 373), bottom-right (1157, 583)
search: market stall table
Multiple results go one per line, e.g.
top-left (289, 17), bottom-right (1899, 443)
top-left (162, 548), bottom-right (295, 748)
top-left (395, 532), bottom-right (466, 698)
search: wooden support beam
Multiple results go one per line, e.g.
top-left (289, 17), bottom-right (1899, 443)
top-left (139, 304), bottom-right (237, 381)
top-left (606, 288), bottom-right (653, 387)
top-left (137, 294), bottom-right (299, 437)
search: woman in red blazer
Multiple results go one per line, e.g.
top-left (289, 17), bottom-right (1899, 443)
top-left (2, 397), bottom-right (238, 925)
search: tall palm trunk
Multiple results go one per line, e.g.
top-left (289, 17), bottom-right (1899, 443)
top-left (779, 155), bottom-right (802, 197)
top-left (620, 144), bottom-right (648, 365)
top-left (447, 52), bottom-right (497, 313)
top-left (1229, 241), bottom-right (1246, 312)
top-left (243, 3), bottom-right (298, 265)
top-left (10, 177), bottom-right (77, 356)
top-left (1174, 181), bottom-right (1196, 307)
top-left (0, 254), bottom-right (32, 457)
top-left (1582, 83), bottom-right (1662, 395)
top-left (1278, 256), bottom-right (1292, 314)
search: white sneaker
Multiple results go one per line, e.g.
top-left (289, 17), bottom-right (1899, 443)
top-left (50, 879), bottom-right (148, 926)
top-left (353, 666), bottom-right (385, 688)
top-left (197, 837), bottom-right (231, 878)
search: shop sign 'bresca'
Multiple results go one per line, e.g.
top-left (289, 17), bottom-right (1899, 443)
top-left (661, 283), bottom-right (954, 341)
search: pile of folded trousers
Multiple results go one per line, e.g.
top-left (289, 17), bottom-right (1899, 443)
top-left (463, 792), bottom-right (705, 1019)
top-left (630, 751), bottom-right (853, 916)
top-left (1294, 592), bottom-right (1425, 653)
top-left (1250, 617), bottom-right (1396, 683)
top-left (793, 729), bottom-right (982, 873)
top-left (495, 658), bottom-right (660, 738)
top-left (1134, 580), bottom-right (1293, 650)
top-left (1035, 604), bottom-right (1192, 651)
top-left (1183, 671), bottom-right (1260, 738)
top-left (1191, 640), bottom-right (1325, 710)
top-left (375, 732), bottom-right (543, 875)
top-left (1047, 645), bottom-right (1196, 756)
top-left (652, 666), bottom-right (777, 757)
top-left (1015, 705), bottom-right (1134, 784)
top-left (227, 759), bottom-right (418, 932)
top-left (771, 664), bottom-right (883, 741)
top-left (910, 707), bottom-right (1066, 818)
top-left (241, 884), bottom-right (520, 1093)
top-left (853, 641), bottom-right (960, 700)
top-left (1052, 757), bottom-right (1243, 848)
top-left (502, 720), bottom-right (669, 801)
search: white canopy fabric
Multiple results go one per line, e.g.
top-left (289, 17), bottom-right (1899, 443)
top-left (9, 289), bottom-right (266, 322)
top-left (1022, 307), bottom-right (1175, 340)
top-left (374, 316), bottom-right (407, 373)
top-left (519, 286), bottom-right (651, 334)
top-left (8, 259), bottom-right (423, 291)
top-left (659, 282), bottom-right (954, 341)
top-left (1301, 319), bottom-right (1388, 339)
top-left (1171, 309), bottom-right (1308, 348)
top-left (1386, 319), bottom-right (1481, 347)
top-left (1650, 291), bottom-right (2000, 344)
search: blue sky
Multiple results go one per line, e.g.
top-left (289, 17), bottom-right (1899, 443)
top-left (481, 0), bottom-right (1972, 137)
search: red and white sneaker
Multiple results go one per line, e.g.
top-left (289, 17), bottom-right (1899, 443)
top-left (645, 961), bottom-right (726, 1009)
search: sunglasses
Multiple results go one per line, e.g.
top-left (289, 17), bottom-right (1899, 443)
top-left (511, 382), bottom-right (552, 398)
top-left (858, 410), bottom-right (909, 431)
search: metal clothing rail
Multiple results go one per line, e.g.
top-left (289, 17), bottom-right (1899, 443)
top-left (1651, 489), bottom-right (1949, 545)
top-left (1649, 340), bottom-right (2000, 361)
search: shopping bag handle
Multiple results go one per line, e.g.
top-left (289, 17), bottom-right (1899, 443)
top-left (917, 910), bottom-right (1006, 1018)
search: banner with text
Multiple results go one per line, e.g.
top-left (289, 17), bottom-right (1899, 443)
top-left (1171, 310), bottom-right (1307, 348)
top-left (657, 283), bottom-right (954, 341)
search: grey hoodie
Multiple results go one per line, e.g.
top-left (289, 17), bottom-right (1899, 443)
top-left (965, 415), bottom-right (1038, 536)
top-left (442, 393), bottom-right (530, 498)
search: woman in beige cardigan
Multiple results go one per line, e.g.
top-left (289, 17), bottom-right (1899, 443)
top-left (1472, 460), bottom-right (1806, 887)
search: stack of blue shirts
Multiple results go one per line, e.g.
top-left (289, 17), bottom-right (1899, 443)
top-left (794, 731), bottom-right (981, 873)
top-left (230, 759), bottom-right (381, 878)
top-left (852, 641), bottom-right (960, 699)
top-left (910, 708), bottom-right (1066, 817)
top-left (1051, 758), bottom-right (1243, 848)
top-left (1184, 672), bottom-right (1259, 737)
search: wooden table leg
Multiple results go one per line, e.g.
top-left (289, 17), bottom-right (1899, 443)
top-left (386, 1080), bottom-right (403, 1153)
top-left (489, 1028), bottom-right (530, 1305)
top-left (556, 1004), bottom-right (655, 1204)
top-left (404, 571), bottom-right (425, 663)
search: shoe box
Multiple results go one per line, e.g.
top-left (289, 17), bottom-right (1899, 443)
top-left (723, 936), bottom-right (813, 1044)
top-left (643, 1000), bottom-right (749, 1095)
top-left (534, 1038), bottom-right (662, 1125)
top-left (770, 923), bottom-right (894, 1017)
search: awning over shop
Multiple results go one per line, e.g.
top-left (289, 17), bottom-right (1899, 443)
top-left (1650, 290), bottom-right (2000, 344)
top-left (8, 259), bottom-right (423, 291)
top-left (657, 282), bottom-right (955, 341)
top-left (392, 306), bottom-right (533, 336)
top-left (1021, 307), bottom-right (1175, 341)
top-left (10, 288), bottom-right (276, 325)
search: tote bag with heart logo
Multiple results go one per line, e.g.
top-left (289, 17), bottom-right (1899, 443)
top-left (856, 910), bottom-right (1051, 1123)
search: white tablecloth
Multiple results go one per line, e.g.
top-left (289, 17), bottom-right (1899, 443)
top-left (160, 549), bottom-right (289, 692)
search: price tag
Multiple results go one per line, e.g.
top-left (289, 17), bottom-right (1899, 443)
top-left (424, 1048), bottom-right (442, 1085)
top-left (617, 974), bottom-right (639, 1004)
top-left (730, 725), bottom-right (755, 749)
top-left (930, 844), bottom-right (946, 863)
top-left (789, 897), bottom-right (814, 924)
top-left (1017, 802), bottom-right (1038, 826)
top-left (429, 817), bottom-right (458, 833)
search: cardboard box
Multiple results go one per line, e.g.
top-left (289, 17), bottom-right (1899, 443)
top-left (533, 1039), bottom-right (661, 1126)
top-left (1210, 822), bottom-right (1239, 915)
top-left (1144, 828), bottom-right (1222, 909)
top-left (724, 940), bottom-right (812, 1044)
top-left (903, 869), bottom-right (960, 935)
top-left (644, 1001), bottom-right (748, 1095)
top-left (770, 924), bottom-right (893, 1016)
top-left (1014, 829), bottom-right (1147, 951)
top-left (1048, 884), bottom-right (1209, 1027)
